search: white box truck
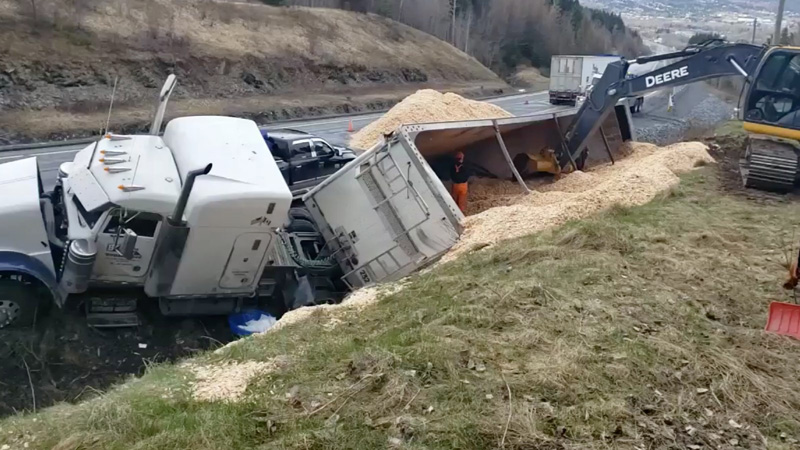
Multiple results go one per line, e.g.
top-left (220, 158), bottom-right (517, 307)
top-left (549, 55), bottom-right (621, 106)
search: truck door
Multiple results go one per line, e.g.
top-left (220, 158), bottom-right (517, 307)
top-left (290, 139), bottom-right (322, 189)
top-left (219, 233), bottom-right (272, 289)
top-left (312, 139), bottom-right (338, 177)
top-left (93, 209), bottom-right (161, 283)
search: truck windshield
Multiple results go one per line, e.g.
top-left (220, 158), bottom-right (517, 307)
top-left (72, 196), bottom-right (103, 228)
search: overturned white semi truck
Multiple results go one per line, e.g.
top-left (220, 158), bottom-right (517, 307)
top-left (0, 77), bottom-right (633, 329)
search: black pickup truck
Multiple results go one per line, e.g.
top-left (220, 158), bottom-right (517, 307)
top-left (261, 129), bottom-right (358, 197)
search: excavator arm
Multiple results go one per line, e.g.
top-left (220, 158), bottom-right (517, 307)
top-left (557, 42), bottom-right (767, 169)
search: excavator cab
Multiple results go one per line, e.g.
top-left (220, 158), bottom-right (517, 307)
top-left (743, 48), bottom-right (800, 132)
top-left (741, 47), bottom-right (800, 191)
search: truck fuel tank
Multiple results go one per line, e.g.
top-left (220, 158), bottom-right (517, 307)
top-left (59, 239), bottom-right (96, 294)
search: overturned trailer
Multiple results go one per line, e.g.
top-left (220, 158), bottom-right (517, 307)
top-left (304, 103), bottom-right (634, 290)
top-left (411, 102), bottom-right (635, 186)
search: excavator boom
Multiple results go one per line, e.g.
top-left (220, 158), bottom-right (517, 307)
top-left (558, 42), bottom-right (767, 169)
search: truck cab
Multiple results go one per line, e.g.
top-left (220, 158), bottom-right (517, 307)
top-left (0, 115), bottom-right (294, 328)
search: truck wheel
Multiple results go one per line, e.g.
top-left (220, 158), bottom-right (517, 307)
top-left (0, 279), bottom-right (42, 329)
top-left (287, 218), bottom-right (317, 233)
top-left (288, 207), bottom-right (314, 222)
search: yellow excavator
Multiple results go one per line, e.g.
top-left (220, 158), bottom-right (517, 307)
top-left (553, 40), bottom-right (800, 337)
top-left (740, 47), bottom-right (800, 190)
top-left (556, 39), bottom-right (800, 192)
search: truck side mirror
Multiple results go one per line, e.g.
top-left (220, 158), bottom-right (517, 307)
top-left (117, 228), bottom-right (138, 260)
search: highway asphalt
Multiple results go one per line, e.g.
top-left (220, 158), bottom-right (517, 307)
top-left (0, 90), bottom-right (573, 190)
top-left (0, 78), bottom-right (677, 190)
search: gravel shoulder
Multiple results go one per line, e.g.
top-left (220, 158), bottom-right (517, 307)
top-left (633, 82), bottom-right (736, 145)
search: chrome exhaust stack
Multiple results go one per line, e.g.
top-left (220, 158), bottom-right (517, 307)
top-left (170, 163), bottom-right (212, 226)
top-left (144, 163), bottom-right (212, 297)
top-left (149, 74), bottom-right (177, 136)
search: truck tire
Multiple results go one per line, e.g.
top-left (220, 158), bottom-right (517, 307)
top-left (287, 218), bottom-right (317, 233)
top-left (0, 278), bottom-right (43, 329)
top-left (288, 207), bottom-right (314, 223)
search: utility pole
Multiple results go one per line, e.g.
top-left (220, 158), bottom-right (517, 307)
top-left (774, 0), bottom-right (787, 45)
top-left (752, 17), bottom-right (758, 43)
top-left (451, 0), bottom-right (457, 46)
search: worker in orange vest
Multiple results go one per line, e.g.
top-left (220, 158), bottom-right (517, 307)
top-left (450, 151), bottom-right (470, 213)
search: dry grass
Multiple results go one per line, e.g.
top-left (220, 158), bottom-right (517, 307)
top-left (3, 165), bottom-right (800, 449)
top-left (0, 0), bottom-right (499, 80)
top-left (0, 0), bottom-right (505, 138)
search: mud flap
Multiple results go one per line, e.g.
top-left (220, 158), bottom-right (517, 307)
top-left (765, 301), bottom-right (800, 339)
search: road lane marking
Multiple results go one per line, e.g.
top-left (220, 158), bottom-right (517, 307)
top-left (287, 115), bottom-right (379, 128)
top-left (0, 148), bottom-right (83, 161)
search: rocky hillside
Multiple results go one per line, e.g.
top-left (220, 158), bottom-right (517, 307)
top-left (0, 0), bottom-right (505, 140)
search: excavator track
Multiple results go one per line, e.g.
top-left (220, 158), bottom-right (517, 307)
top-left (741, 136), bottom-right (799, 192)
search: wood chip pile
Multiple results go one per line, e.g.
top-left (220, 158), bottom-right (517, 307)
top-left (442, 141), bottom-right (714, 262)
top-left (350, 89), bottom-right (512, 149)
top-left (463, 177), bottom-right (528, 216)
top-left (269, 282), bottom-right (407, 332)
top-left (189, 359), bottom-right (284, 402)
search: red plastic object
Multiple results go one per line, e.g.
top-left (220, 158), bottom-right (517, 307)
top-left (765, 302), bottom-right (800, 339)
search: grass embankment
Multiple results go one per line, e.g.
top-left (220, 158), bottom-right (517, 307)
top-left (3, 167), bottom-right (800, 449)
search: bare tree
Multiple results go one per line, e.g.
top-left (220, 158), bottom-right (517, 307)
top-left (282, 0), bottom-right (647, 73)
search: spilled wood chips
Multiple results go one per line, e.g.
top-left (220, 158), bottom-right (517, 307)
top-left (443, 141), bottom-right (714, 262)
top-left (188, 359), bottom-right (286, 402)
top-left (350, 89), bottom-right (512, 149)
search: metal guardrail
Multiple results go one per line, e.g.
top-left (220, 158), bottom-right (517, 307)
top-left (0, 137), bottom-right (97, 153)
top-left (0, 89), bottom-right (537, 154)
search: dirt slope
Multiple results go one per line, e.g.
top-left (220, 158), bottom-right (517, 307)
top-left (0, 0), bottom-right (505, 139)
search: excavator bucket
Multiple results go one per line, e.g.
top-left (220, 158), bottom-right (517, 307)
top-left (765, 302), bottom-right (800, 339)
